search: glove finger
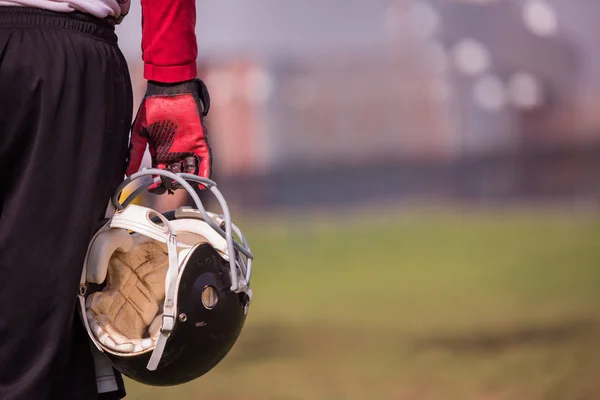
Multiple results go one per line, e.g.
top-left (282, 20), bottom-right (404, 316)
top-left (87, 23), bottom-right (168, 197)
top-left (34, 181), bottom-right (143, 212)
top-left (148, 182), bottom-right (167, 195)
top-left (183, 155), bottom-right (208, 191)
top-left (198, 140), bottom-right (212, 179)
top-left (183, 156), bottom-right (198, 175)
top-left (149, 164), bottom-right (182, 194)
top-left (126, 132), bottom-right (149, 177)
top-left (196, 152), bottom-right (211, 191)
top-left (126, 105), bottom-right (149, 176)
top-left (165, 163), bottom-right (183, 191)
top-left (148, 164), bottom-right (168, 194)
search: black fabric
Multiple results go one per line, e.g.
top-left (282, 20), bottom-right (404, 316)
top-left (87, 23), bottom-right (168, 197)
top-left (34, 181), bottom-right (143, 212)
top-left (0, 7), bottom-right (132, 400)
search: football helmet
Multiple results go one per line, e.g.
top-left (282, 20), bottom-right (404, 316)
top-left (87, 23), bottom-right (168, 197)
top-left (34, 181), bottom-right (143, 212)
top-left (77, 169), bottom-right (253, 386)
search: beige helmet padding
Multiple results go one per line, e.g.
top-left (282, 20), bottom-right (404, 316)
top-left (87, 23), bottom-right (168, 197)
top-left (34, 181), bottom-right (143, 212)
top-left (85, 217), bottom-right (227, 355)
top-left (86, 234), bottom-right (168, 354)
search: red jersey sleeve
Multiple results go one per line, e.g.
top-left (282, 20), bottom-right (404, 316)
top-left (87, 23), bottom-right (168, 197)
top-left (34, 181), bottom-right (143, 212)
top-left (140, 0), bottom-right (198, 83)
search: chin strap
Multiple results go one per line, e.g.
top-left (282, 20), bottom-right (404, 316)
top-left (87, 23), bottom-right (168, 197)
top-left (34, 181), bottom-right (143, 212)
top-left (147, 233), bottom-right (179, 371)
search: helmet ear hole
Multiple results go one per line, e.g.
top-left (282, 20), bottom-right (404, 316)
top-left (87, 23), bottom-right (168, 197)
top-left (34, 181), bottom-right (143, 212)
top-left (201, 286), bottom-right (218, 310)
top-left (147, 210), bottom-right (168, 229)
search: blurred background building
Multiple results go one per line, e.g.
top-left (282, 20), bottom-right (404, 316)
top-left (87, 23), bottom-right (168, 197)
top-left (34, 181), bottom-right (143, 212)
top-left (118, 0), bottom-right (600, 210)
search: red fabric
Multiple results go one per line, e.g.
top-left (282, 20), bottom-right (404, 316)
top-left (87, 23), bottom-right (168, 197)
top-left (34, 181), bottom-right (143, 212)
top-left (140, 0), bottom-right (198, 83)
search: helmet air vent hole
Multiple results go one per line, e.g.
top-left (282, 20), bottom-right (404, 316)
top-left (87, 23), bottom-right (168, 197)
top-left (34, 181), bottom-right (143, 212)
top-left (202, 286), bottom-right (218, 310)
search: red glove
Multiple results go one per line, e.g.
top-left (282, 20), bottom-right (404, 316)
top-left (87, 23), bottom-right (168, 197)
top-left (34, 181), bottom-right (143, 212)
top-left (126, 79), bottom-right (212, 194)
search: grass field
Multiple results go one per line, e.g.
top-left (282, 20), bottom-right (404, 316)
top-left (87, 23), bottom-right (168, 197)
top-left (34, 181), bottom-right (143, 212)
top-left (125, 206), bottom-right (600, 400)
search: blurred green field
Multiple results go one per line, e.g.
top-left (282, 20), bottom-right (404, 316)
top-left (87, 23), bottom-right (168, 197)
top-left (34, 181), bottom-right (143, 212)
top-left (126, 206), bottom-right (600, 400)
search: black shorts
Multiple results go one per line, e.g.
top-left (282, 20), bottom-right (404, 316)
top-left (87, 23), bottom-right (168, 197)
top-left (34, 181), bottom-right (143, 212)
top-left (0, 7), bottom-right (132, 400)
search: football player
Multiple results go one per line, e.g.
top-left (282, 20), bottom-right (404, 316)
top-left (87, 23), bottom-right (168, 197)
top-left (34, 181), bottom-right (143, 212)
top-left (0, 0), bottom-right (211, 398)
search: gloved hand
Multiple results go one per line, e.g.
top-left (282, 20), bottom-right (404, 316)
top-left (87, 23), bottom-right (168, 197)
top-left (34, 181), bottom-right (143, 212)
top-left (126, 78), bottom-right (212, 194)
